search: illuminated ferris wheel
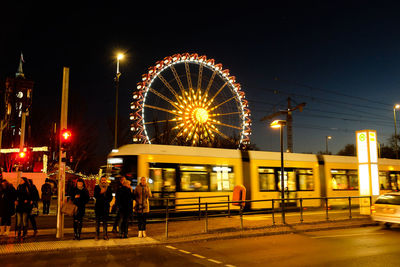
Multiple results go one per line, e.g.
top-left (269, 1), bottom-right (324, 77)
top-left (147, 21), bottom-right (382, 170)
top-left (130, 53), bottom-right (251, 147)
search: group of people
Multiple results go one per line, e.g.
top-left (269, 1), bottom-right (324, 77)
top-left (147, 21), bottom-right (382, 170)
top-left (0, 176), bottom-right (40, 240)
top-left (70, 175), bottom-right (152, 241)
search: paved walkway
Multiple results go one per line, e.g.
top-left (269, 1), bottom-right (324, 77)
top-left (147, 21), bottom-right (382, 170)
top-left (0, 210), bottom-right (376, 255)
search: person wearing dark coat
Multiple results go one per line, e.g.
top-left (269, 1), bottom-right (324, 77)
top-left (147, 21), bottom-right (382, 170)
top-left (41, 178), bottom-right (52, 215)
top-left (116, 178), bottom-right (133, 238)
top-left (112, 176), bottom-right (126, 234)
top-left (70, 178), bottom-right (89, 240)
top-left (94, 176), bottom-right (113, 240)
top-left (0, 179), bottom-right (16, 236)
top-left (28, 179), bottom-right (39, 237)
top-left (15, 177), bottom-right (32, 239)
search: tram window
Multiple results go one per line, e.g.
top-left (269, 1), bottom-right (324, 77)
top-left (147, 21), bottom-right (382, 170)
top-left (210, 166), bottom-right (234, 191)
top-left (298, 169), bottom-right (314, 191)
top-left (258, 168), bottom-right (276, 191)
top-left (180, 165), bottom-right (209, 191)
top-left (149, 167), bottom-right (176, 192)
top-left (331, 169), bottom-right (358, 190)
top-left (389, 173), bottom-right (400, 191)
top-left (379, 171), bottom-right (390, 190)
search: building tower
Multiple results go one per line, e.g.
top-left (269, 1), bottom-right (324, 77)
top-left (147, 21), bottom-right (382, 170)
top-left (1, 53), bottom-right (33, 148)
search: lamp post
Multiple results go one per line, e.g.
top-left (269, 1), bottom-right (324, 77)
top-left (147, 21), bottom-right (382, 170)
top-left (394, 104), bottom-right (400, 159)
top-left (325, 136), bottom-right (332, 154)
top-left (114, 53), bottom-right (124, 149)
top-left (270, 119), bottom-right (287, 224)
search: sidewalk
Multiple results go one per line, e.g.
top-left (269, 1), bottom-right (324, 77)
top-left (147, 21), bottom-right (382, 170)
top-left (0, 210), bottom-right (377, 255)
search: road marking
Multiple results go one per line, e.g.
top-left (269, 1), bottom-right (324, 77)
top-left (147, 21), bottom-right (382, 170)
top-left (225, 265), bottom-right (236, 267)
top-left (178, 249), bottom-right (191, 254)
top-left (165, 245), bottom-right (177, 250)
top-left (311, 232), bottom-right (384, 239)
top-left (192, 254), bottom-right (206, 259)
top-left (208, 258), bottom-right (223, 264)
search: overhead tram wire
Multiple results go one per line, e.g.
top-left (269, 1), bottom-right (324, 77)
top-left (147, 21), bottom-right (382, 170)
top-left (274, 78), bottom-right (392, 108)
top-left (252, 109), bottom-right (394, 127)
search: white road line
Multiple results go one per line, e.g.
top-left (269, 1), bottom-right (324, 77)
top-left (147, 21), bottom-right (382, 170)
top-left (192, 254), bottom-right (206, 259)
top-left (178, 249), bottom-right (192, 254)
top-left (311, 232), bottom-right (385, 239)
top-left (208, 258), bottom-right (223, 264)
top-left (165, 245), bottom-right (177, 250)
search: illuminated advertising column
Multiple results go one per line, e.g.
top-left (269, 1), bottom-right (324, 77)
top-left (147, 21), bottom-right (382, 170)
top-left (356, 130), bottom-right (379, 215)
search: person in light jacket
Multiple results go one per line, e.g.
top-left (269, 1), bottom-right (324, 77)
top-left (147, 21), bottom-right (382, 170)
top-left (134, 177), bottom-right (152, 238)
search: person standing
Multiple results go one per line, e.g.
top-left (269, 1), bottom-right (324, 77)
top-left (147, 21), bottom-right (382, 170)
top-left (28, 179), bottom-right (39, 237)
top-left (116, 178), bottom-right (133, 238)
top-left (112, 176), bottom-right (126, 234)
top-left (41, 178), bottom-right (52, 215)
top-left (70, 178), bottom-right (89, 240)
top-left (0, 179), bottom-right (16, 237)
top-left (94, 176), bottom-right (113, 240)
top-left (134, 177), bottom-right (152, 238)
top-left (15, 177), bottom-right (32, 240)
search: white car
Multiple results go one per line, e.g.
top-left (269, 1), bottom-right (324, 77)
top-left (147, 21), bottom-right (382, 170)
top-left (371, 192), bottom-right (400, 228)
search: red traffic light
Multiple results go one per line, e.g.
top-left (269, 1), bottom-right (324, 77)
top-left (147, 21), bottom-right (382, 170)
top-left (18, 151), bottom-right (26, 158)
top-left (60, 129), bottom-right (72, 150)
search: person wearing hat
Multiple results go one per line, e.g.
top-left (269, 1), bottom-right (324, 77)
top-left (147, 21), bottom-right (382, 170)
top-left (15, 177), bottom-right (32, 240)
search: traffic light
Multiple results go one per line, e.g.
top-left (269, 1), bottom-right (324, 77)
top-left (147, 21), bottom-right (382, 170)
top-left (15, 147), bottom-right (31, 164)
top-left (61, 128), bottom-right (72, 151)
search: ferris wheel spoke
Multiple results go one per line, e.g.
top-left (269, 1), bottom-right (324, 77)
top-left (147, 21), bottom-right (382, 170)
top-left (208, 82), bottom-right (228, 104)
top-left (170, 65), bottom-right (187, 98)
top-left (212, 121), bottom-right (242, 130)
top-left (209, 127), bottom-right (230, 140)
top-left (209, 111), bottom-right (241, 118)
top-left (185, 62), bottom-right (193, 90)
top-left (144, 104), bottom-right (180, 115)
top-left (205, 71), bottom-right (217, 97)
top-left (149, 88), bottom-right (180, 109)
top-left (144, 119), bottom-right (177, 125)
top-left (209, 95), bottom-right (237, 111)
top-left (196, 63), bottom-right (203, 97)
top-left (157, 74), bottom-right (183, 105)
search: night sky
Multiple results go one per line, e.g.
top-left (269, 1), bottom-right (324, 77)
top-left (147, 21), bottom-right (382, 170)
top-left (2, 3), bottom-right (400, 169)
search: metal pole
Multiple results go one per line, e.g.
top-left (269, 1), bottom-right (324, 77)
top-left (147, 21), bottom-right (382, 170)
top-left (16, 112), bottom-right (26, 185)
top-left (348, 197), bottom-right (352, 219)
top-left (56, 67), bottom-right (69, 239)
top-left (394, 108), bottom-right (398, 159)
top-left (272, 199), bottom-right (275, 225)
top-left (198, 197), bottom-right (201, 220)
top-left (205, 203), bottom-right (208, 233)
top-left (325, 197), bottom-right (329, 221)
top-left (165, 198), bottom-right (169, 239)
top-left (280, 126), bottom-right (286, 224)
top-left (300, 198), bottom-right (303, 223)
top-left (227, 195), bottom-right (231, 217)
top-left (114, 69), bottom-right (120, 149)
top-left (240, 204), bottom-right (243, 230)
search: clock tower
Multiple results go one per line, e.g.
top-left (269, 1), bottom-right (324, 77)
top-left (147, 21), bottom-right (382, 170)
top-left (2, 54), bottom-right (34, 148)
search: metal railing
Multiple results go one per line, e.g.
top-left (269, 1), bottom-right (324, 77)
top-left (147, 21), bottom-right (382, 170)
top-left (163, 195), bottom-right (372, 239)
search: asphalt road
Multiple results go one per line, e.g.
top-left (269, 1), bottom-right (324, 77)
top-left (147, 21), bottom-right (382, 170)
top-left (1, 225), bottom-right (400, 266)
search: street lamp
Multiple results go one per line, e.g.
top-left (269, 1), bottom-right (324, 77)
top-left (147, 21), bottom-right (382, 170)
top-left (394, 104), bottom-right (400, 159)
top-left (114, 53), bottom-right (124, 149)
top-left (325, 136), bottom-right (332, 154)
top-left (270, 119), bottom-right (287, 224)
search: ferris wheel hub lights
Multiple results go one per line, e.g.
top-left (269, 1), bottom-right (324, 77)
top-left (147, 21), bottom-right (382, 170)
top-left (194, 108), bottom-right (209, 123)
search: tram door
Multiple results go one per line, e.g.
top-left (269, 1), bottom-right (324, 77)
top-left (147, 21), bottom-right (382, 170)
top-left (277, 169), bottom-right (298, 207)
top-left (149, 163), bottom-right (177, 208)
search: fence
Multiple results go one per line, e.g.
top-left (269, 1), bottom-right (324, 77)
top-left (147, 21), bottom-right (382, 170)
top-left (162, 195), bottom-right (372, 239)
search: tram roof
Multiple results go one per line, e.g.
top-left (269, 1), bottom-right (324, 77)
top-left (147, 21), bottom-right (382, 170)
top-left (249, 151), bottom-right (318, 162)
top-left (109, 144), bottom-right (242, 158)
